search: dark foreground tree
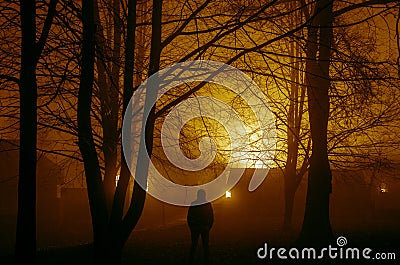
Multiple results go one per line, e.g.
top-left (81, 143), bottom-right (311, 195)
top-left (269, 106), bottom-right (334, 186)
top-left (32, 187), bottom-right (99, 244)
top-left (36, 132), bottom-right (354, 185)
top-left (298, 0), bottom-right (399, 244)
top-left (298, 0), bottom-right (334, 244)
top-left (16, 0), bottom-right (57, 263)
top-left (16, 1), bottom-right (37, 261)
top-left (77, 0), bottom-right (161, 263)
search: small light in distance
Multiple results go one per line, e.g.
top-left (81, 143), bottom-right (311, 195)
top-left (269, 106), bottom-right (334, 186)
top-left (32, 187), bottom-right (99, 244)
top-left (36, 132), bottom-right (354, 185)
top-left (225, 190), bottom-right (231, 198)
top-left (115, 175), bottom-right (120, 187)
top-left (379, 182), bottom-right (388, 193)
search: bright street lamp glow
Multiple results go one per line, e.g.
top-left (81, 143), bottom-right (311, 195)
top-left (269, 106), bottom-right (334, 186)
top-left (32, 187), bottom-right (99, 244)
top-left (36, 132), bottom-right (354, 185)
top-left (379, 183), bottom-right (388, 193)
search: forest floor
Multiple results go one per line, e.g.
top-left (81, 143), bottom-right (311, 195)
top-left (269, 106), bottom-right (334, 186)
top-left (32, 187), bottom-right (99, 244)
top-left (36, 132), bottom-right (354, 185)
top-left (2, 215), bottom-right (399, 265)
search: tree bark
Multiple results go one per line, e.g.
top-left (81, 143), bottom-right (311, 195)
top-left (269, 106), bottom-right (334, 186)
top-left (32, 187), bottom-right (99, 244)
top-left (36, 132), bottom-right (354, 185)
top-left (16, 1), bottom-right (37, 262)
top-left (16, 1), bottom-right (58, 262)
top-left (110, 0), bottom-right (137, 227)
top-left (76, 0), bottom-right (161, 264)
top-left (77, 0), bottom-right (110, 263)
top-left (93, 0), bottom-right (120, 211)
top-left (94, 1), bottom-right (162, 263)
top-left (103, 0), bottom-right (139, 263)
top-left (299, 0), bottom-right (334, 245)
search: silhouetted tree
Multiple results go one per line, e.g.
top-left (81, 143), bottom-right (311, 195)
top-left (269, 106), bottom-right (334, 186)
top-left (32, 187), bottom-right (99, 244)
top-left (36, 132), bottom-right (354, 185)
top-left (77, 0), bottom-right (162, 263)
top-left (298, 0), bottom-right (399, 244)
top-left (16, 0), bottom-right (58, 262)
top-left (297, 0), bottom-right (335, 244)
top-left (3, 1), bottom-right (398, 262)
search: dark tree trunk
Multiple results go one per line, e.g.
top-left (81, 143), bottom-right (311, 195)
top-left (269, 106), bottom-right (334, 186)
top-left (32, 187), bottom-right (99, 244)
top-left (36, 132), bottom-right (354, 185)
top-left (282, 6), bottom-right (308, 229)
top-left (77, 0), bottom-right (109, 263)
top-left (118, 0), bottom-right (163, 245)
top-left (103, 0), bottom-right (122, 209)
top-left (16, 1), bottom-right (57, 262)
top-left (95, 1), bottom-right (162, 263)
top-left (283, 163), bottom-right (308, 230)
top-left (16, 1), bottom-right (37, 262)
top-left (299, 0), bottom-right (334, 245)
top-left (93, 0), bottom-right (120, 211)
top-left (77, 0), bottom-right (162, 264)
top-left (109, 0), bottom-right (137, 228)
top-left (100, 0), bottom-right (139, 264)
top-left (283, 176), bottom-right (296, 230)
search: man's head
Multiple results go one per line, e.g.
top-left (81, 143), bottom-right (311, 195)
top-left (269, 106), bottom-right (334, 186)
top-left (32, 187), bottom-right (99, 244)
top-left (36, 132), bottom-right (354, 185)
top-left (197, 189), bottom-right (206, 202)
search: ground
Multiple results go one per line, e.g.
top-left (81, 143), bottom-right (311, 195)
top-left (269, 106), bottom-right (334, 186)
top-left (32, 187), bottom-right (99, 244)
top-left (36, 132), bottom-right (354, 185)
top-left (2, 214), bottom-right (399, 265)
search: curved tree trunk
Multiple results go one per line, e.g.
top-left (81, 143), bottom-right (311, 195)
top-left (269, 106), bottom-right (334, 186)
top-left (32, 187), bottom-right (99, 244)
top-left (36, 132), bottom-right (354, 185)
top-left (117, 0), bottom-right (163, 245)
top-left (77, 0), bottom-right (110, 264)
top-left (77, 0), bottom-right (162, 264)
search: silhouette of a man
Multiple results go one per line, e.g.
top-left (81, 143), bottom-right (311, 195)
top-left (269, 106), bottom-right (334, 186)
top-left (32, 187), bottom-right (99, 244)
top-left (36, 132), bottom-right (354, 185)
top-left (187, 189), bottom-right (214, 265)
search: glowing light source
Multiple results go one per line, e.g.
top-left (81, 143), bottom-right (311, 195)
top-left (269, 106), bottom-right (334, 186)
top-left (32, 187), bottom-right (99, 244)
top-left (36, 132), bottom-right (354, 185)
top-left (115, 174), bottom-right (120, 187)
top-left (115, 174), bottom-right (148, 192)
top-left (225, 190), bottom-right (231, 198)
top-left (255, 160), bottom-right (264, 168)
top-left (379, 183), bottom-right (388, 193)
